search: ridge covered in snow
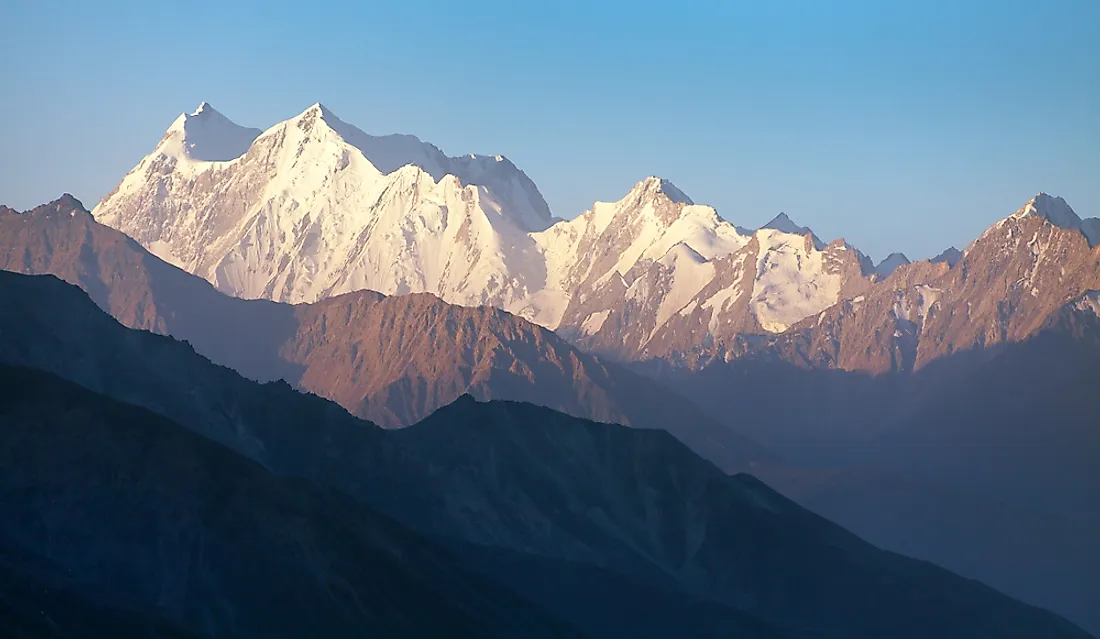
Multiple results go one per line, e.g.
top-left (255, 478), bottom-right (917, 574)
top-left (162, 102), bottom-right (263, 163)
top-left (94, 103), bottom-right (556, 315)
top-left (89, 102), bottom-right (888, 344)
top-left (92, 103), bottom-right (1091, 363)
top-left (1007, 193), bottom-right (1099, 248)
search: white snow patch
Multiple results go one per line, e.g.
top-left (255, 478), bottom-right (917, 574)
top-left (751, 229), bottom-right (843, 333)
top-left (702, 263), bottom-right (745, 333)
top-left (892, 285), bottom-right (940, 326)
top-left (146, 240), bottom-right (185, 269)
top-left (653, 243), bottom-right (715, 330)
top-left (581, 310), bottom-right (611, 335)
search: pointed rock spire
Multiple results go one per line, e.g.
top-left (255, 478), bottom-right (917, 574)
top-left (626, 176), bottom-right (694, 205)
top-left (761, 212), bottom-right (812, 236)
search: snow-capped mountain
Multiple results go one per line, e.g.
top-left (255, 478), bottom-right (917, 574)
top-left (759, 193), bottom-right (1100, 373)
top-left (94, 102), bottom-right (554, 311)
top-left (548, 186), bottom-right (875, 361)
top-left (101, 103), bottom-right (1100, 367)
top-left (1006, 192), bottom-right (1099, 247)
top-left (94, 104), bottom-right (883, 354)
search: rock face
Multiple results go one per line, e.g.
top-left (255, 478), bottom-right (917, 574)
top-left (761, 195), bottom-right (1100, 373)
top-left (0, 196), bottom-right (772, 471)
top-left (0, 269), bottom-right (1091, 639)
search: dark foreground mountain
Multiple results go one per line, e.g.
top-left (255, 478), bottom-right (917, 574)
top-left (0, 366), bottom-right (578, 639)
top-left (0, 270), bottom-right (1091, 638)
top-left (0, 195), bottom-right (770, 471)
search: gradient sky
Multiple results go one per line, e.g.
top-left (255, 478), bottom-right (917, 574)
top-left (2, 0), bottom-right (1097, 261)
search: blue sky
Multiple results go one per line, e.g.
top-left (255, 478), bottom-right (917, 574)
top-left (2, 0), bottom-right (1097, 260)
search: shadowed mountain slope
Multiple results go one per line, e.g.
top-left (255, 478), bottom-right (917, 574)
top-left (0, 195), bottom-right (770, 470)
top-left (0, 270), bottom-right (1091, 639)
top-left (0, 365), bottom-right (580, 638)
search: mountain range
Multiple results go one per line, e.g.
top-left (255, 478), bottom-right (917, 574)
top-left (0, 268), bottom-right (1091, 639)
top-left (0, 195), bottom-right (770, 472)
top-left (2, 100), bottom-right (1098, 637)
top-left (8, 190), bottom-right (1099, 634)
top-left (92, 103), bottom-right (1100, 371)
top-left (89, 104), bottom-right (895, 338)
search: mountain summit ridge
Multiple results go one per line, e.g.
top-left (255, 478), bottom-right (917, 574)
top-left (92, 103), bottom-right (883, 335)
top-left (91, 104), bottom-right (1094, 363)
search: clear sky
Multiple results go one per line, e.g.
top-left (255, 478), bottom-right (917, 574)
top-left (2, 0), bottom-right (1097, 261)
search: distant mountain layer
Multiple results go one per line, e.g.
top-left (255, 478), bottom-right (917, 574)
top-left (0, 195), bottom-right (771, 472)
top-left (0, 269), bottom-right (1090, 639)
top-left (757, 194), bottom-right (1100, 373)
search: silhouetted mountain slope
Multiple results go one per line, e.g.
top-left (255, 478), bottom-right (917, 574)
top-left (0, 365), bottom-right (579, 639)
top-left (0, 270), bottom-right (1091, 638)
top-left (750, 461), bottom-right (1100, 637)
top-left (0, 549), bottom-right (198, 639)
top-left (649, 303), bottom-right (1100, 632)
top-left (376, 398), bottom-right (1094, 639)
top-left (0, 195), bottom-right (770, 471)
top-left (662, 304), bottom-right (1100, 516)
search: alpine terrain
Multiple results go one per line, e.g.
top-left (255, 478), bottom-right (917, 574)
top-left (96, 103), bottom-right (895, 344)
top-left (6, 104), bottom-right (1100, 638)
top-left (645, 193), bottom-right (1100, 631)
top-left (0, 269), bottom-right (1091, 639)
top-left (0, 195), bottom-right (771, 471)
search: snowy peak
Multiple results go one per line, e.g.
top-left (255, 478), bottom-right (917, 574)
top-left (191, 101), bottom-right (217, 116)
top-left (1001, 193), bottom-right (1098, 248)
top-left (760, 212), bottom-right (826, 250)
top-left (1012, 193), bottom-right (1081, 229)
top-left (162, 102), bottom-right (261, 163)
top-left (271, 102), bottom-right (553, 231)
top-left (625, 176), bottom-right (694, 206)
top-left (658, 241), bottom-right (707, 267)
top-left (93, 101), bottom-right (561, 312)
top-left (874, 252), bottom-right (911, 278)
top-left (761, 212), bottom-right (811, 236)
top-left (290, 102), bottom-right (346, 134)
